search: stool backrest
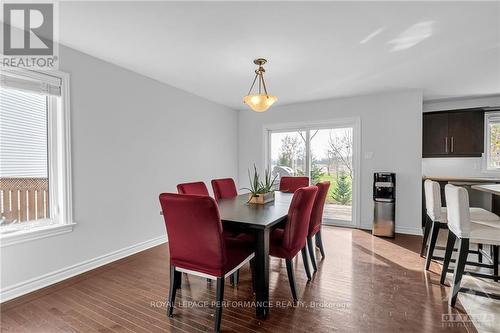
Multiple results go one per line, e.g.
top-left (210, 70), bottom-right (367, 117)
top-left (424, 180), bottom-right (444, 221)
top-left (444, 184), bottom-right (471, 236)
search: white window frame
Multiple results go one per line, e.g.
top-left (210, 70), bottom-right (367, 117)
top-left (0, 70), bottom-right (74, 247)
top-left (263, 117), bottom-right (361, 228)
top-left (484, 111), bottom-right (500, 172)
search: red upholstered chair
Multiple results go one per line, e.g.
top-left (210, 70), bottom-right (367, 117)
top-left (159, 193), bottom-right (254, 333)
top-left (306, 181), bottom-right (330, 272)
top-left (176, 180), bottom-right (241, 284)
top-left (176, 181), bottom-right (209, 196)
top-left (212, 177), bottom-right (253, 285)
top-left (211, 178), bottom-right (238, 201)
top-left (270, 186), bottom-right (318, 301)
top-left (279, 176), bottom-right (309, 193)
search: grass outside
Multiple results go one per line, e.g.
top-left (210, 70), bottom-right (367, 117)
top-left (318, 174), bottom-right (352, 205)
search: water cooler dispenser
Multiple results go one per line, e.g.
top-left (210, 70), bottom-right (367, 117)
top-left (373, 172), bottom-right (396, 238)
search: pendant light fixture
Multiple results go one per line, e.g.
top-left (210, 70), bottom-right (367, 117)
top-left (243, 58), bottom-right (277, 112)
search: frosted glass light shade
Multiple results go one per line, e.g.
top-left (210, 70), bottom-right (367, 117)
top-left (243, 94), bottom-right (278, 112)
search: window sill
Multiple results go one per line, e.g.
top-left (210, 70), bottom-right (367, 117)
top-left (0, 223), bottom-right (76, 247)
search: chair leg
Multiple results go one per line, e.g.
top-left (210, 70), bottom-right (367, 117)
top-left (250, 258), bottom-right (256, 293)
top-left (450, 238), bottom-right (469, 307)
top-left (301, 247), bottom-right (312, 281)
top-left (315, 231), bottom-right (325, 258)
top-left (174, 270), bottom-right (182, 289)
top-left (421, 217), bottom-right (432, 257)
top-left (285, 259), bottom-right (298, 302)
top-left (440, 231), bottom-right (456, 285)
top-left (229, 270), bottom-right (240, 286)
top-left (214, 277), bottom-right (224, 333)
top-left (167, 265), bottom-right (178, 317)
top-left (425, 221), bottom-right (440, 270)
top-left (306, 236), bottom-right (317, 272)
top-left (478, 243), bottom-right (483, 263)
top-left (493, 245), bottom-right (499, 282)
top-left (234, 270), bottom-right (240, 284)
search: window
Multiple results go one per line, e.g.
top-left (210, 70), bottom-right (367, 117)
top-left (485, 112), bottom-right (500, 171)
top-left (266, 120), bottom-right (359, 226)
top-left (0, 69), bottom-right (73, 246)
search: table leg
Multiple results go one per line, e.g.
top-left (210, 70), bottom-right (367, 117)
top-left (254, 228), bottom-right (270, 319)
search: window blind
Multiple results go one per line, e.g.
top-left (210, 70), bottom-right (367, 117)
top-left (0, 87), bottom-right (48, 177)
top-left (0, 69), bottom-right (62, 96)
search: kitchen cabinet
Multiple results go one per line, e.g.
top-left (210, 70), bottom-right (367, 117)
top-left (422, 109), bottom-right (484, 157)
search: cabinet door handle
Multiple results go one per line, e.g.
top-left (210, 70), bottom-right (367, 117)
top-left (451, 136), bottom-right (454, 153)
top-left (445, 136), bottom-right (448, 153)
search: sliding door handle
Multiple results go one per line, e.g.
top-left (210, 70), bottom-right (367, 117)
top-left (451, 136), bottom-right (454, 153)
top-left (445, 136), bottom-right (448, 153)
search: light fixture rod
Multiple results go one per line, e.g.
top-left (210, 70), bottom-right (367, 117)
top-left (260, 72), bottom-right (269, 96)
top-left (247, 73), bottom-right (259, 96)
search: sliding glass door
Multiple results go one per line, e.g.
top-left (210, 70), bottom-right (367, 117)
top-left (269, 130), bottom-right (307, 181)
top-left (267, 122), bottom-right (357, 226)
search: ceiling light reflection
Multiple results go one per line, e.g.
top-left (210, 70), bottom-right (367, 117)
top-left (388, 21), bottom-right (434, 51)
top-left (360, 27), bottom-right (385, 44)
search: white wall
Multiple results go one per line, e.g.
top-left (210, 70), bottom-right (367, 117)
top-left (0, 46), bottom-right (238, 299)
top-left (238, 91), bottom-right (423, 235)
top-left (422, 95), bottom-right (500, 178)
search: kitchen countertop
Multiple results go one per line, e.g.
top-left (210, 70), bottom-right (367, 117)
top-left (423, 176), bottom-right (500, 183)
top-left (471, 184), bottom-right (500, 195)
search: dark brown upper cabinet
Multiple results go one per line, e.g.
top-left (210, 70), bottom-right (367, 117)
top-left (422, 109), bottom-right (484, 158)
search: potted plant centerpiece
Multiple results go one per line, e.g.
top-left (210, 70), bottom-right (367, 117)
top-left (243, 165), bottom-right (278, 204)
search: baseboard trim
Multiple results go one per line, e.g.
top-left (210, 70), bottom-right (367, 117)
top-left (0, 235), bottom-right (167, 303)
top-left (322, 220), bottom-right (357, 228)
top-left (358, 223), bottom-right (423, 236)
top-left (395, 226), bottom-right (423, 236)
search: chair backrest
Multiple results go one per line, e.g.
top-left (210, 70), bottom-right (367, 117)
top-left (176, 181), bottom-right (209, 196)
top-left (309, 181), bottom-right (331, 236)
top-left (444, 184), bottom-right (472, 236)
top-left (424, 179), bottom-right (444, 221)
top-left (159, 193), bottom-right (226, 272)
top-left (211, 178), bottom-right (238, 201)
top-left (279, 176), bottom-right (309, 193)
top-left (282, 186), bottom-right (318, 253)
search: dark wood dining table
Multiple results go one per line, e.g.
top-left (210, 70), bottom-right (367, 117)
top-left (217, 191), bottom-right (293, 319)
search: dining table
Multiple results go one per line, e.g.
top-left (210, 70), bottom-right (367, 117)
top-left (217, 191), bottom-right (293, 319)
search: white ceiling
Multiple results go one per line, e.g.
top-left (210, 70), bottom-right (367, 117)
top-left (58, 1), bottom-right (500, 109)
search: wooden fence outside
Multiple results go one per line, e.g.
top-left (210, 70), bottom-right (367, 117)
top-left (0, 177), bottom-right (49, 224)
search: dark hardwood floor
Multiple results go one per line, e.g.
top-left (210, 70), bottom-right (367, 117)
top-left (1, 227), bottom-right (477, 332)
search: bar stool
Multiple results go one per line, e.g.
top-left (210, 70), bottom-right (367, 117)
top-left (440, 184), bottom-right (500, 306)
top-left (422, 180), bottom-right (500, 270)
